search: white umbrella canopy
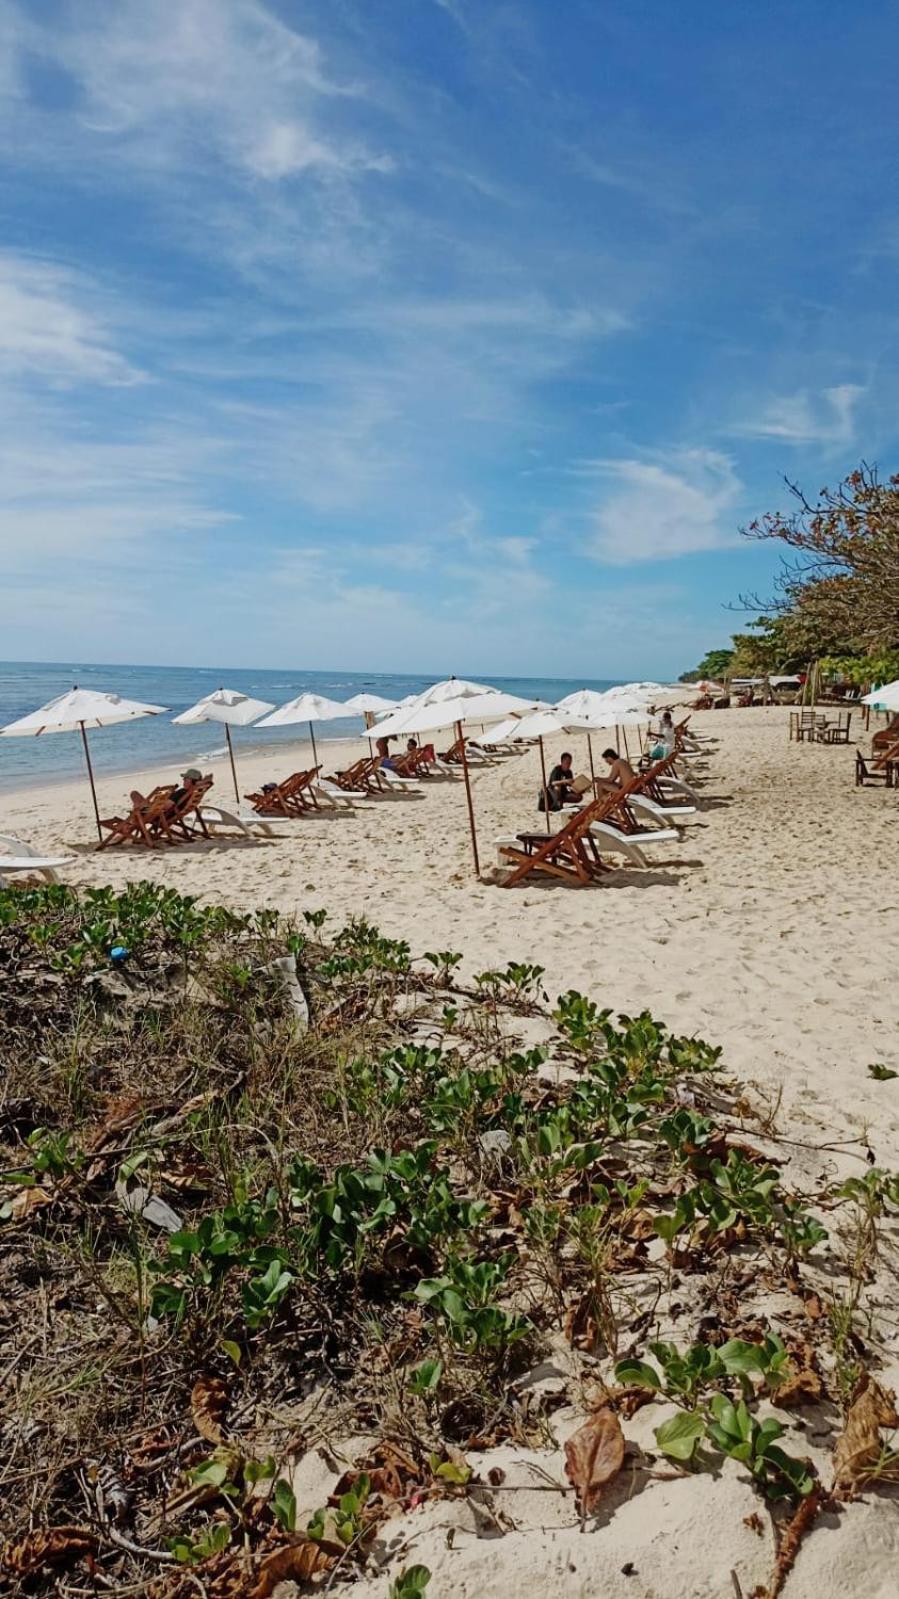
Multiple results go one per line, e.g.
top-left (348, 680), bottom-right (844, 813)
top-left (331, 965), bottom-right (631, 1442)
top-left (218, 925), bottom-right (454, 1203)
top-left (374, 691), bottom-right (543, 742)
top-left (172, 688), bottom-right (276, 802)
top-left (256, 692), bottom-right (349, 765)
top-left (343, 692), bottom-right (399, 714)
top-left (0, 687), bottom-right (168, 839)
top-left (172, 688), bottom-right (275, 728)
top-left (412, 676), bottom-right (496, 708)
top-left (0, 687), bottom-right (168, 736)
top-left (862, 680), bottom-right (899, 709)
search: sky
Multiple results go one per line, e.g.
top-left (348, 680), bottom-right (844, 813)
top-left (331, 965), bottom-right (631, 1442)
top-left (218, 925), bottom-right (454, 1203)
top-left (2, 0), bottom-right (898, 680)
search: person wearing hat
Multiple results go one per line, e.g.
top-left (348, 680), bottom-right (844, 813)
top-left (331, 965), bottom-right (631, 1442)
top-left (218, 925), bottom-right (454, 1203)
top-left (171, 767), bottom-right (203, 807)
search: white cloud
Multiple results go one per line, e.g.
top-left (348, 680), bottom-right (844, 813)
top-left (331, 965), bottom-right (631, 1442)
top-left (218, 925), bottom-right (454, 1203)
top-left (735, 383), bottom-right (865, 445)
top-left (0, 254), bottom-right (143, 386)
top-left (2, 0), bottom-right (390, 185)
top-left (586, 448), bottom-right (742, 564)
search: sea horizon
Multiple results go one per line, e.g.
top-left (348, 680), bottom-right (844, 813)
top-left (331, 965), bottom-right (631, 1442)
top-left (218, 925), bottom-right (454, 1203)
top-left (0, 660), bottom-right (628, 792)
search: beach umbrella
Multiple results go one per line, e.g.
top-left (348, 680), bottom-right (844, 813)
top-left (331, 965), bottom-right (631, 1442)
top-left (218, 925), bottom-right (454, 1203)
top-left (371, 692), bottom-right (532, 875)
top-left (343, 693), bottom-right (399, 715)
top-left (172, 687), bottom-right (275, 803)
top-left (372, 690), bottom-right (542, 743)
top-left (256, 692), bottom-right (349, 766)
top-left (411, 676), bottom-right (496, 708)
top-left (342, 692), bottom-right (400, 752)
top-left (862, 679), bottom-right (899, 710)
top-left (0, 686), bottom-right (168, 840)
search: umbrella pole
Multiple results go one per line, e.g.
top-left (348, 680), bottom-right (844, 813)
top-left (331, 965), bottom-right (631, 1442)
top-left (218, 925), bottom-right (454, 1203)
top-left (80, 722), bottom-right (102, 841)
top-left (225, 724), bottom-right (240, 804)
top-left (309, 722), bottom-right (318, 768)
top-left (622, 726), bottom-right (630, 761)
top-left (587, 734), bottom-right (595, 790)
top-left (615, 724), bottom-right (621, 753)
top-left (456, 720), bottom-right (480, 876)
top-left (539, 735), bottom-right (551, 828)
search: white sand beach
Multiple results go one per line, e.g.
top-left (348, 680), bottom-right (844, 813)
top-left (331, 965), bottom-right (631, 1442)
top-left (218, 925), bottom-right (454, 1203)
top-left (4, 706), bottom-right (898, 1159)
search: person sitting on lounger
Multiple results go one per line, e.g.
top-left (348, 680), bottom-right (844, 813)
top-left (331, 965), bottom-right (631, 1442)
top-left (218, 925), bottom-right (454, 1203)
top-left (171, 767), bottom-right (203, 807)
top-left (376, 737), bottom-right (396, 771)
top-left (595, 748), bottom-right (636, 792)
top-left (648, 712), bottom-right (675, 761)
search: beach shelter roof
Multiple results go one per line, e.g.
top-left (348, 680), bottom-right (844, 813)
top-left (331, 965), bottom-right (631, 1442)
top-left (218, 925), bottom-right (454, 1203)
top-left (172, 688), bottom-right (275, 802)
top-left (172, 688), bottom-right (274, 727)
top-left (862, 679), bottom-right (899, 709)
top-left (342, 692), bottom-right (398, 714)
top-left (0, 687), bottom-right (168, 839)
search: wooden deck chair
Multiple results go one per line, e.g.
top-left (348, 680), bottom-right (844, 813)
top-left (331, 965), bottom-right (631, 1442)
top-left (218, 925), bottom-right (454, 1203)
top-left (498, 784), bottom-right (645, 888)
top-left (330, 756), bottom-right (381, 794)
top-left (246, 770), bottom-right (316, 815)
top-left (151, 776), bottom-right (214, 842)
top-left (98, 790), bottom-right (172, 850)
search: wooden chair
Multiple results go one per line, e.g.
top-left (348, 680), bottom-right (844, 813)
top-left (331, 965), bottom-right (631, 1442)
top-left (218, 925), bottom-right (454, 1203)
top-left (98, 790), bottom-right (173, 850)
top-left (499, 781), bottom-right (649, 888)
top-left (153, 776), bottom-right (214, 841)
top-left (330, 757), bottom-right (382, 794)
top-left (246, 770), bottom-right (318, 816)
top-left (856, 752), bottom-right (890, 787)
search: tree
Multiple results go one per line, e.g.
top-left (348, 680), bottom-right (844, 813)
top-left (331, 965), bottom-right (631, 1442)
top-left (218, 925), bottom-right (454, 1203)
top-left (679, 647), bottom-right (734, 683)
top-left (741, 464), bottom-right (899, 653)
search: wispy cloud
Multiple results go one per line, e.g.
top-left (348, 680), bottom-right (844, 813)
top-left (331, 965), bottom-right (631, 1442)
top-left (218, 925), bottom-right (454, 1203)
top-left (3, 0), bottom-right (389, 186)
top-left (0, 254), bottom-right (144, 386)
top-left (734, 383), bottom-right (865, 446)
top-left (584, 449), bottom-right (742, 564)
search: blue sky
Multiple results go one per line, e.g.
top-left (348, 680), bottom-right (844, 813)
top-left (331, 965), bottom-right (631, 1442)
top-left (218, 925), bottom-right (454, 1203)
top-left (1, 0), bottom-right (897, 679)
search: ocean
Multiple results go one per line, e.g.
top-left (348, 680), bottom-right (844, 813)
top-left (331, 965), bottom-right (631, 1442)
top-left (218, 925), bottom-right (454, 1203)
top-left (0, 662), bottom-right (622, 791)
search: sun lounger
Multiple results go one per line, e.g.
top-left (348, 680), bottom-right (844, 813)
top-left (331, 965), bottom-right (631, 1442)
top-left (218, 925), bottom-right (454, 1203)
top-left (0, 834), bottom-right (76, 886)
top-left (856, 752), bottom-right (891, 786)
top-left (198, 805), bottom-right (296, 837)
top-left (331, 757), bottom-right (382, 794)
top-left (498, 782), bottom-right (650, 887)
top-left (98, 789), bottom-right (172, 849)
top-left (246, 769), bottom-right (320, 815)
top-left (312, 778), bottom-right (363, 807)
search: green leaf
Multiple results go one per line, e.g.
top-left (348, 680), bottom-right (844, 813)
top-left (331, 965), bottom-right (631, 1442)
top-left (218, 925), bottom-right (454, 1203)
top-left (718, 1340), bottom-right (767, 1377)
top-left (654, 1410), bottom-right (705, 1461)
top-left (272, 1478), bottom-right (297, 1532)
top-left (409, 1358), bottom-right (443, 1394)
top-left (614, 1358), bottom-right (661, 1390)
top-left (868, 1063), bottom-right (898, 1080)
top-left (221, 1339), bottom-right (242, 1367)
top-left (190, 1457), bottom-right (230, 1488)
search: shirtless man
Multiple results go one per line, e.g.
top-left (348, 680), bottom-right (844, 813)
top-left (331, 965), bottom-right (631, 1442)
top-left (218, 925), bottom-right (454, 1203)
top-left (594, 748), bottom-right (636, 792)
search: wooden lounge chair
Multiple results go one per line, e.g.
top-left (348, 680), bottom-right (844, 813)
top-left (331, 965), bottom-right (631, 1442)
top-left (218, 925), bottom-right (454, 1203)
top-left (331, 757), bottom-right (382, 794)
top-left (498, 781), bottom-right (650, 888)
top-left (246, 769), bottom-right (320, 816)
top-left (153, 776), bottom-right (214, 842)
top-left (98, 790), bottom-right (172, 850)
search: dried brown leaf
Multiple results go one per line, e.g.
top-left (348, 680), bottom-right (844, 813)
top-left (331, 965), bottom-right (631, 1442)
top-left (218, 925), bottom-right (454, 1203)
top-left (249, 1538), bottom-right (335, 1598)
top-left (775, 1367), bottom-right (823, 1408)
top-left (564, 1408), bottom-right (625, 1517)
top-left (191, 1374), bottom-right (229, 1444)
top-left (803, 1292), bottom-right (823, 1321)
top-left (833, 1375), bottom-right (899, 1489)
top-left (3, 1525), bottom-right (97, 1576)
top-left (8, 1183), bottom-right (55, 1221)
